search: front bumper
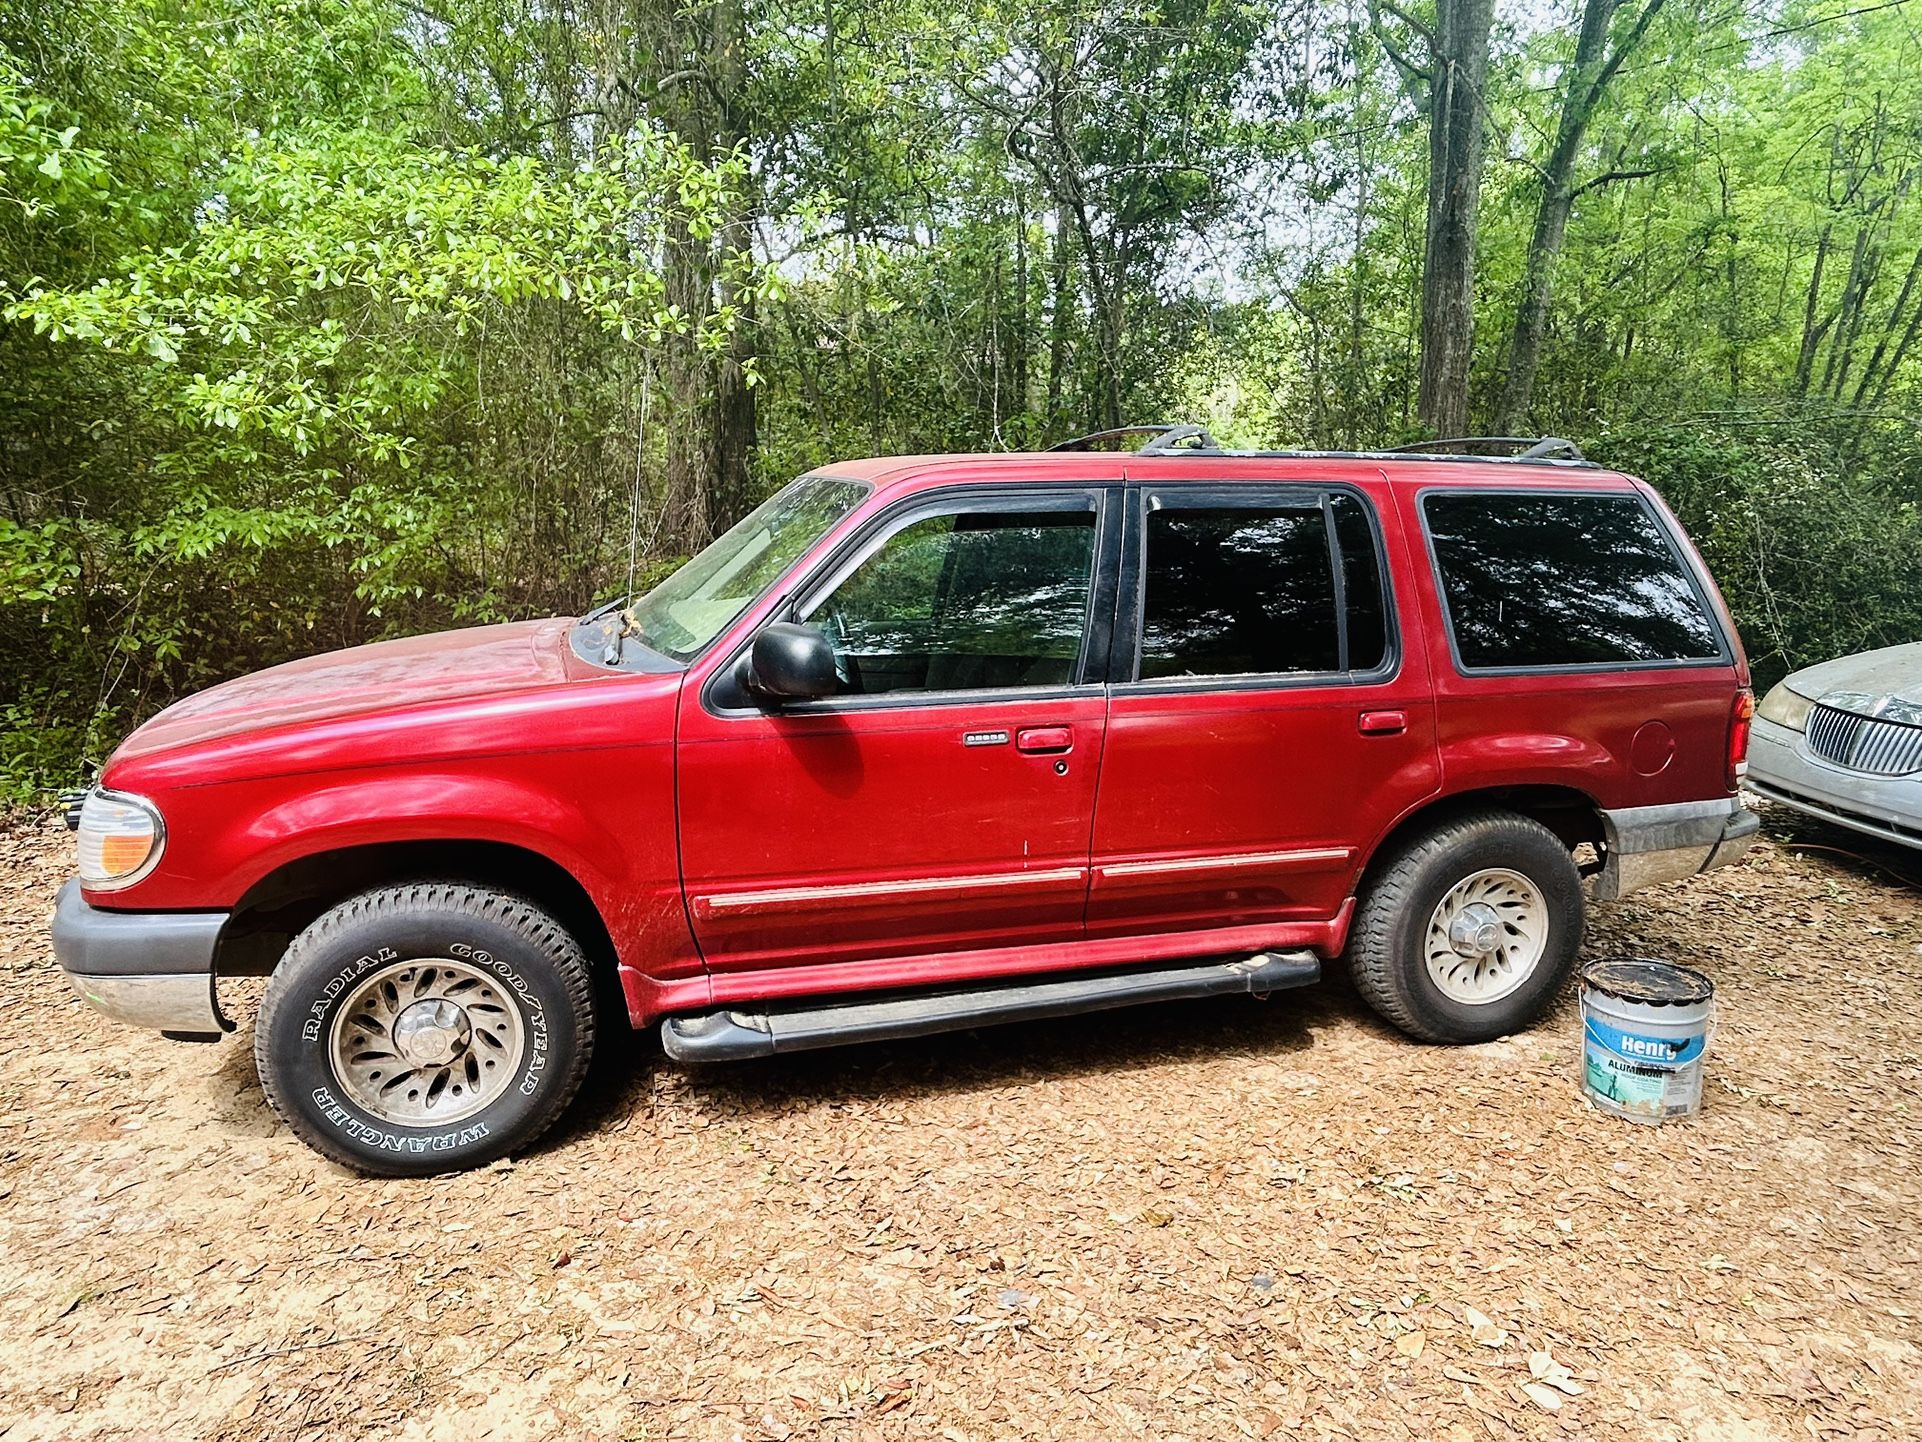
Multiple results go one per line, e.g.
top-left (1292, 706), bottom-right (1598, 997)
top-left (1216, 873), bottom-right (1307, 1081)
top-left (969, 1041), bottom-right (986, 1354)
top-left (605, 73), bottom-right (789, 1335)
top-left (1592, 796), bottom-right (1760, 900)
top-left (50, 880), bottom-right (232, 1040)
top-left (1747, 715), bottom-right (1922, 850)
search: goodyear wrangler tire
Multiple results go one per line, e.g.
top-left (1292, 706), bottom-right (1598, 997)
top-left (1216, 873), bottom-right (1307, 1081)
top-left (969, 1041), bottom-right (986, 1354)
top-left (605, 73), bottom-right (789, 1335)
top-left (255, 883), bottom-right (596, 1176)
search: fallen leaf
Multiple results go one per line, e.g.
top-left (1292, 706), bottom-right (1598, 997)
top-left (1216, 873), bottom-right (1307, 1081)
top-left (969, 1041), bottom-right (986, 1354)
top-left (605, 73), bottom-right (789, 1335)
top-left (1463, 1306), bottom-right (1508, 1347)
top-left (1521, 1382), bottom-right (1564, 1412)
top-left (1527, 1348), bottom-right (1585, 1395)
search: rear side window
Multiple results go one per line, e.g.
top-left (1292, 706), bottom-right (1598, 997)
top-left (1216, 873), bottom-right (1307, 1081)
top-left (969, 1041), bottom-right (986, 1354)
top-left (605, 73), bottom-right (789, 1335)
top-left (1136, 492), bottom-right (1390, 680)
top-left (1423, 491), bottom-right (1722, 670)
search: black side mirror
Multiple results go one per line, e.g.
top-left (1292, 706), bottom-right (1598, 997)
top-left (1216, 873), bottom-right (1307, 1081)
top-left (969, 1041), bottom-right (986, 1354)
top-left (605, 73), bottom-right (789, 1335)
top-left (746, 622), bottom-right (838, 701)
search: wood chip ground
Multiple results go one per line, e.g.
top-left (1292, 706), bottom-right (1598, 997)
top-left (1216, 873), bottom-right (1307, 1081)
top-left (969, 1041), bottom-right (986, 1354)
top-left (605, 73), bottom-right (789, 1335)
top-left (2, 803), bottom-right (1917, 1440)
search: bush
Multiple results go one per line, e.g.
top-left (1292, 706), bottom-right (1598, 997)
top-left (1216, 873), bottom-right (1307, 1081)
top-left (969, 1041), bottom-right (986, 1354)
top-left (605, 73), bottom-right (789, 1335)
top-left (1594, 411), bottom-right (1922, 689)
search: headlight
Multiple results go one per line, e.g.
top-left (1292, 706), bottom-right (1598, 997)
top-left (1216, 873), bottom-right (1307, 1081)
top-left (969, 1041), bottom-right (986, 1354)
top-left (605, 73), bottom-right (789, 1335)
top-left (1756, 680), bottom-right (1814, 733)
top-left (76, 789), bottom-right (166, 890)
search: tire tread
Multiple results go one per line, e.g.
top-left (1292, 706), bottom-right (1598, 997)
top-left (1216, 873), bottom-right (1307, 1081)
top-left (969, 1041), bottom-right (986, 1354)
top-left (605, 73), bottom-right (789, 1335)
top-left (255, 881), bottom-right (596, 1175)
top-left (1346, 809), bottom-right (1581, 1043)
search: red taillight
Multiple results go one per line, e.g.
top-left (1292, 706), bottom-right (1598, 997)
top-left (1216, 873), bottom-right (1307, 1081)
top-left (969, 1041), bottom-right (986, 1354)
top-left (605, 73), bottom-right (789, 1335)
top-left (1727, 689), bottom-right (1754, 791)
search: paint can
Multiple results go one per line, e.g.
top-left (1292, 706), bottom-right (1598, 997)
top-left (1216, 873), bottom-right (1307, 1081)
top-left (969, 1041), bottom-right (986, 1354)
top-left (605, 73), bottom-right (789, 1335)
top-left (1579, 957), bottom-right (1714, 1123)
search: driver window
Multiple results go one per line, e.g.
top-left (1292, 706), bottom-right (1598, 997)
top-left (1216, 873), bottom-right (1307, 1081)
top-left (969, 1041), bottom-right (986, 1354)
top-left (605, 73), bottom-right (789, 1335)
top-left (806, 507), bottom-right (1098, 696)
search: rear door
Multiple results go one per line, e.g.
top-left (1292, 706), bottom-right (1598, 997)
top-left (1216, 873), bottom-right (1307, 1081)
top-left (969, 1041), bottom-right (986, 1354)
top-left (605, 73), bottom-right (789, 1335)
top-left (1087, 478), bottom-right (1441, 938)
top-left (676, 484), bottom-right (1121, 976)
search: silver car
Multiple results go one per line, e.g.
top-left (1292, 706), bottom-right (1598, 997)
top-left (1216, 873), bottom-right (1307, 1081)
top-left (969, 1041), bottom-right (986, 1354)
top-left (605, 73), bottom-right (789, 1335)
top-left (1748, 641), bottom-right (1922, 848)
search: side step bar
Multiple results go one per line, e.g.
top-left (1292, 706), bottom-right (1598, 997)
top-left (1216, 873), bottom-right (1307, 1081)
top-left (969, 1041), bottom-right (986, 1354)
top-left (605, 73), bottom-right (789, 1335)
top-left (660, 950), bottom-right (1321, 1063)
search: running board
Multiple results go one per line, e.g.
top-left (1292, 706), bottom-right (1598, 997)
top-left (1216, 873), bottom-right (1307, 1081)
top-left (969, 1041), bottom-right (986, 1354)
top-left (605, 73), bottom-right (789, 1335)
top-left (659, 950), bottom-right (1321, 1063)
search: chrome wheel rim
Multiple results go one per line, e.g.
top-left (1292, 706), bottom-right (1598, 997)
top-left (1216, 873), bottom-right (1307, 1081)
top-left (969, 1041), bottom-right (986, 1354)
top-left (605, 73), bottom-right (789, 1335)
top-left (328, 959), bottom-right (524, 1127)
top-left (1423, 868), bottom-right (1548, 1005)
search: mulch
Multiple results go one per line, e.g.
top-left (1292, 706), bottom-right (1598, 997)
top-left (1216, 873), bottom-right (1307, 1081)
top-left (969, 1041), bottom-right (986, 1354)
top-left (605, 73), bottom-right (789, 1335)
top-left (1, 803), bottom-right (1917, 1441)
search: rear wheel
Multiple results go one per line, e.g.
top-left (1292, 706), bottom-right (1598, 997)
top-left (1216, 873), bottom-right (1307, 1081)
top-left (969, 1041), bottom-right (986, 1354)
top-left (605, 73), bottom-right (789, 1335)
top-left (255, 883), bottom-right (596, 1176)
top-left (1346, 810), bottom-right (1584, 1043)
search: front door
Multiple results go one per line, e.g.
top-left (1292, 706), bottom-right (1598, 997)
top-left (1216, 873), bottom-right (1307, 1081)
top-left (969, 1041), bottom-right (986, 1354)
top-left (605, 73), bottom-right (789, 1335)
top-left (676, 485), bottom-right (1120, 976)
top-left (1087, 479), bottom-right (1441, 937)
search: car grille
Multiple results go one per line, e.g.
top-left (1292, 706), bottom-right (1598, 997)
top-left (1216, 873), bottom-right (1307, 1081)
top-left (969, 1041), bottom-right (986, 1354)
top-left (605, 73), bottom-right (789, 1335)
top-left (1806, 703), bottom-right (1922, 776)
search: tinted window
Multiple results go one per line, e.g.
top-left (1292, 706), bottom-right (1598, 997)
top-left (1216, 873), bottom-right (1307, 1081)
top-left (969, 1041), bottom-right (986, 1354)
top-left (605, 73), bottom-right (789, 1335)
top-left (810, 509), bottom-right (1096, 695)
top-left (1331, 493), bottom-right (1387, 672)
top-left (1424, 492), bottom-right (1721, 669)
top-left (1139, 507), bottom-right (1340, 678)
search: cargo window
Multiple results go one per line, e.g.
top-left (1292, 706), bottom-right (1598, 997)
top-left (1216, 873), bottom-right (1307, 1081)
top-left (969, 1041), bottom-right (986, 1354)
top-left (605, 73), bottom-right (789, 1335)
top-left (1423, 491), bottom-right (1722, 670)
top-left (1137, 497), bottom-right (1388, 681)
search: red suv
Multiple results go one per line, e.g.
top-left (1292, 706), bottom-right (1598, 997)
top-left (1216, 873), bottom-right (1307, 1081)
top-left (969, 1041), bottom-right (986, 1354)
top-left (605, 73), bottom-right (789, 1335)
top-left (52, 430), bottom-right (1758, 1174)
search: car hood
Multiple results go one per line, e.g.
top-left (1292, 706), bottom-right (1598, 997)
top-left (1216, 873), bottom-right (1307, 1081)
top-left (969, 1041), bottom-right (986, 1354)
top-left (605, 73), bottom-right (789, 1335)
top-left (114, 619), bottom-right (579, 761)
top-left (1787, 640), bottom-right (1922, 724)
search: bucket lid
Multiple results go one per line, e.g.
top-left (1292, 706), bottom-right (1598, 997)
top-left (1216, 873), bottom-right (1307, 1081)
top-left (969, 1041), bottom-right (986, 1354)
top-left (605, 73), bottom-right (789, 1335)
top-left (1581, 957), bottom-right (1713, 1006)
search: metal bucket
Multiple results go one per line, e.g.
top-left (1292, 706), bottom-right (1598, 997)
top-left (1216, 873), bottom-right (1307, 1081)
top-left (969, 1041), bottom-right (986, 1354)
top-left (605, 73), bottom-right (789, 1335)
top-left (1579, 958), bottom-right (1715, 1123)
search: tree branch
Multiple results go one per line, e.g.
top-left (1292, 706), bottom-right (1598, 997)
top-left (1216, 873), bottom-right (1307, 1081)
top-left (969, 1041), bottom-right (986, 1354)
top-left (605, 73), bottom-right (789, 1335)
top-left (1368, 0), bottom-right (1434, 87)
top-left (1572, 164), bottom-right (1667, 197)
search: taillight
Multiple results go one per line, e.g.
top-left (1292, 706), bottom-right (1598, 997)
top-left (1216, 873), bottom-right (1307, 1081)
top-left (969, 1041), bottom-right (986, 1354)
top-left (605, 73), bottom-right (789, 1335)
top-left (1726, 689), bottom-right (1754, 791)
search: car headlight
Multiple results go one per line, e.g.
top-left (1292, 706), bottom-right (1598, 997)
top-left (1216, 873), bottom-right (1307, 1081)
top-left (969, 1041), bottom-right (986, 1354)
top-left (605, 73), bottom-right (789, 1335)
top-left (1756, 680), bottom-right (1814, 733)
top-left (76, 789), bottom-right (166, 890)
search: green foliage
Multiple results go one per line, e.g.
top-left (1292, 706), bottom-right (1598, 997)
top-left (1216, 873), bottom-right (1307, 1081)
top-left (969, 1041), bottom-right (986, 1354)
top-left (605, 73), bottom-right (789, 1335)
top-left (1595, 414), bottom-right (1922, 688)
top-left (4, 0), bottom-right (1922, 809)
top-left (0, 0), bottom-right (765, 805)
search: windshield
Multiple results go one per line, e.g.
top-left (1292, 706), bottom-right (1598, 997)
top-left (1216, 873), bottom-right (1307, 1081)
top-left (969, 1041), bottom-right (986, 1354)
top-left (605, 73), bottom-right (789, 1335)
top-left (615, 475), bottom-right (870, 661)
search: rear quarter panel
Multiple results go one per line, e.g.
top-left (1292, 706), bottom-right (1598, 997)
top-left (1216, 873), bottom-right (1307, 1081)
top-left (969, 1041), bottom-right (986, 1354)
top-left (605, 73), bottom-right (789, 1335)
top-left (1384, 469), bottom-right (1745, 813)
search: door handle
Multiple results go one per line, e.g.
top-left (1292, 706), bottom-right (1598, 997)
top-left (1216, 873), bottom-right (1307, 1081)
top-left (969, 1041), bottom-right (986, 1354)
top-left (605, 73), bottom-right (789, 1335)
top-left (1016, 726), bottom-right (1074, 754)
top-left (1359, 710), bottom-right (1407, 736)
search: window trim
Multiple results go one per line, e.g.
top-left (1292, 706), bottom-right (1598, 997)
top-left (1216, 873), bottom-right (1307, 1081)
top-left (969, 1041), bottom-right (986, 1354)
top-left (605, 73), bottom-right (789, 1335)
top-left (703, 482), bottom-right (1123, 718)
top-left (1417, 484), bottom-right (1733, 677)
top-left (1110, 482), bottom-right (1402, 694)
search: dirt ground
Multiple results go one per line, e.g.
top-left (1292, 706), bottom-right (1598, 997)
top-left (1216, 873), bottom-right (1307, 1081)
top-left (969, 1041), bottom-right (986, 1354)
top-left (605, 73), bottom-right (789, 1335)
top-left (2, 805), bottom-right (1919, 1442)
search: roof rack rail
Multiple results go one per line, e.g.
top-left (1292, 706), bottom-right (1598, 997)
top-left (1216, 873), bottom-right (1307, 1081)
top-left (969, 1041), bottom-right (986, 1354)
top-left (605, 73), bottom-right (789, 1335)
top-left (1388, 435), bottom-right (1586, 462)
top-left (1049, 423), bottom-right (1222, 454)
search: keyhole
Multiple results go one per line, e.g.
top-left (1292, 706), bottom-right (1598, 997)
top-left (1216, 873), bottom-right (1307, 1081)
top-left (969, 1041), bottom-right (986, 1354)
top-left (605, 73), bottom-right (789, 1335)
top-left (1053, 760), bottom-right (1068, 775)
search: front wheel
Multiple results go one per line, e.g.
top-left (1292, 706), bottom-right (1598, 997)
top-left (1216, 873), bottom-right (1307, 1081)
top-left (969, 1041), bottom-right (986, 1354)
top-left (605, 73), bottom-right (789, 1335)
top-left (1345, 810), bottom-right (1584, 1043)
top-left (255, 883), bottom-right (596, 1176)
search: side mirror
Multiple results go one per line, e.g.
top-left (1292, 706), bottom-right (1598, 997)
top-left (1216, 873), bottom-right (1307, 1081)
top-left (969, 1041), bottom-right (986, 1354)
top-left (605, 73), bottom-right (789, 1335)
top-left (746, 622), bottom-right (838, 701)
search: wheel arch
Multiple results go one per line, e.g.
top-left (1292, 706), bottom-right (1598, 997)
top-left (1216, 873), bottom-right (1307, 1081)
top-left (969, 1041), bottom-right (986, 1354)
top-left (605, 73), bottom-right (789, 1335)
top-left (214, 839), bottom-right (620, 992)
top-left (1359, 785), bottom-right (1605, 889)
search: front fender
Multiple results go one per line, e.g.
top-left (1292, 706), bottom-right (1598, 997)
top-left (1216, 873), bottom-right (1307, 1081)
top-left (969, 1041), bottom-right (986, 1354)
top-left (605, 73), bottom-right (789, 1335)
top-left (87, 746), bottom-right (697, 990)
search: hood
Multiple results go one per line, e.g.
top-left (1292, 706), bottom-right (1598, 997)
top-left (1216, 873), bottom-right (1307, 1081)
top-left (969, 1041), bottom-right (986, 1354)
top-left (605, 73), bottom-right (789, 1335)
top-left (1785, 640), bottom-right (1922, 724)
top-left (115, 619), bottom-right (579, 762)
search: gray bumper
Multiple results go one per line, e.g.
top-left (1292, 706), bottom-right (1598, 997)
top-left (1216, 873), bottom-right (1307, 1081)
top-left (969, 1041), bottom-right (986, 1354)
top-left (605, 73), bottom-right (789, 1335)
top-left (1592, 796), bottom-right (1760, 901)
top-left (1747, 716), bottom-right (1922, 850)
top-left (50, 880), bottom-right (232, 1040)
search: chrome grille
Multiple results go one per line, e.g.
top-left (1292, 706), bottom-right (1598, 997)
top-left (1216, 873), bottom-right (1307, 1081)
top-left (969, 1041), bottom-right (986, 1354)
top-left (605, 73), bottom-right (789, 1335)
top-left (1806, 704), bottom-right (1922, 776)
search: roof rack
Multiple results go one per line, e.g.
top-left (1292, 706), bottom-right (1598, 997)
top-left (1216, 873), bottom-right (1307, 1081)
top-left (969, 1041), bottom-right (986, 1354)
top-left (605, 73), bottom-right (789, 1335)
top-left (1049, 424), bottom-right (1222, 454)
top-left (1387, 435), bottom-right (1586, 462)
top-left (1044, 424), bottom-right (1593, 467)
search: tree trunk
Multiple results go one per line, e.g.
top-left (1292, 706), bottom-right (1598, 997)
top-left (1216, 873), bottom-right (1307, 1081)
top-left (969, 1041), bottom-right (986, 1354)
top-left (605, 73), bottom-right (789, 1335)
top-left (1852, 244), bottom-right (1922, 407)
top-left (644, 0), bottom-right (751, 552)
top-left (662, 210), bottom-right (715, 549)
top-left (1494, 190), bottom-right (1576, 434)
top-left (1416, 0), bottom-right (1495, 439)
top-left (1869, 255), bottom-right (1922, 408)
top-left (1044, 218), bottom-right (1073, 435)
top-left (1791, 225), bottom-right (1833, 398)
top-left (1492, 0), bottom-right (1663, 432)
